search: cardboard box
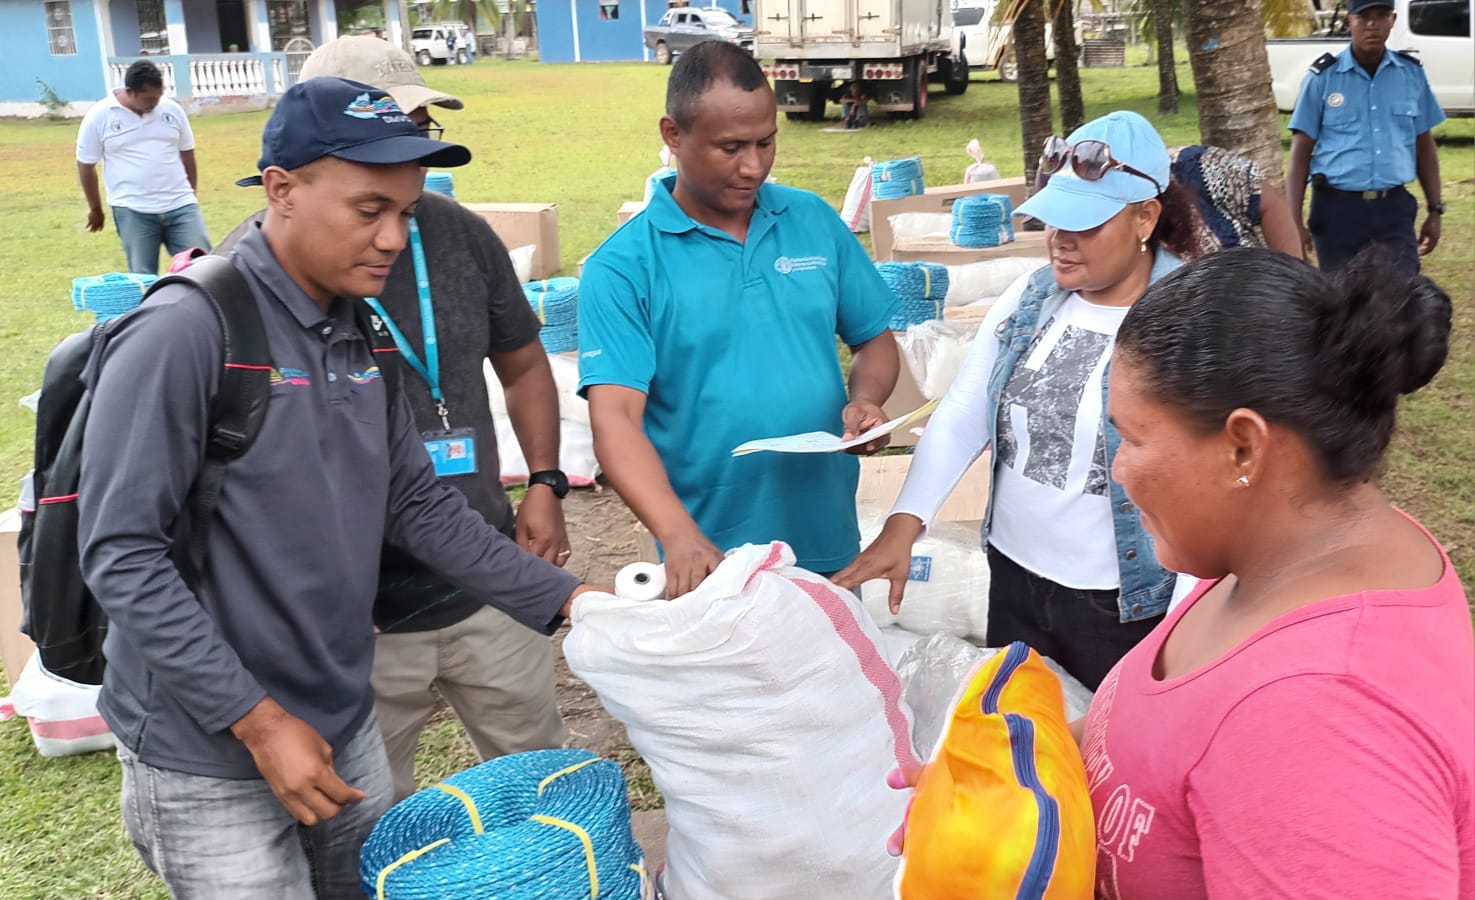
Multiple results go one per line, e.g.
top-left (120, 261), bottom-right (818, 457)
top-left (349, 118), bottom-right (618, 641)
top-left (462, 202), bottom-right (561, 280)
top-left (871, 176), bottom-right (1030, 261)
top-left (616, 201), bottom-right (646, 228)
top-left (882, 335), bottom-right (928, 449)
top-left (858, 450), bottom-right (992, 524)
top-left (0, 508), bottom-right (35, 692)
top-left (892, 230), bottom-right (1050, 266)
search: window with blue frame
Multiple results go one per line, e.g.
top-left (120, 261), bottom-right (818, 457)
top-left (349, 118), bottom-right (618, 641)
top-left (45, 0), bottom-right (76, 55)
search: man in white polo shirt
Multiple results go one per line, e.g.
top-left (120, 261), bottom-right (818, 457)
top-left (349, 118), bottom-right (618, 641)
top-left (76, 60), bottom-right (211, 274)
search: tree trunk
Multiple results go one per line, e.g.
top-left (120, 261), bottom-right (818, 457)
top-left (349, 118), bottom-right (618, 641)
top-left (1051, 0), bottom-right (1084, 134)
top-left (1014, 0), bottom-right (1054, 199)
top-left (1182, 0), bottom-right (1285, 185)
top-left (398, 0), bottom-right (414, 51)
top-left (1152, 0), bottom-right (1179, 115)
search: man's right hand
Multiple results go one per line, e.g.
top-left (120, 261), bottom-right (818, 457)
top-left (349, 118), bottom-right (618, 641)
top-left (86, 207), bottom-right (105, 232)
top-left (832, 514), bottom-right (925, 613)
top-left (659, 529), bottom-right (725, 598)
top-left (230, 697), bottom-right (365, 826)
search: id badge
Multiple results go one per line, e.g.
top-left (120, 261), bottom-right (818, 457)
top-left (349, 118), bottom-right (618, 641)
top-left (423, 427), bottom-right (478, 477)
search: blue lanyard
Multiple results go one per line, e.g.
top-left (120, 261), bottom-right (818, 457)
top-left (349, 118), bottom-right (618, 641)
top-left (364, 220), bottom-right (450, 429)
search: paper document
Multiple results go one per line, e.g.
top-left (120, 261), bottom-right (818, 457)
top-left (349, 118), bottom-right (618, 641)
top-left (731, 399), bottom-right (940, 456)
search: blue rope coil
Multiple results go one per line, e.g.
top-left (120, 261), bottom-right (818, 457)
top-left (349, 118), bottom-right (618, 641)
top-left (522, 277), bottom-right (580, 354)
top-left (360, 748), bottom-right (648, 900)
top-left (871, 157), bottom-right (926, 201)
top-left (71, 272), bottom-right (157, 322)
top-left (948, 194), bottom-right (1016, 248)
top-left (423, 171), bottom-right (456, 199)
top-left (877, 261), bottom-right (950, 330)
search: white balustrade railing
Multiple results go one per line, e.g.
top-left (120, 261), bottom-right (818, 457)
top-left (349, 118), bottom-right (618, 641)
top-left (108, 59), bottom-right (177, 95)
top-left (191, 56), bottom-right (266, 96)
top-left (108, 53), bottom-right (290, 100)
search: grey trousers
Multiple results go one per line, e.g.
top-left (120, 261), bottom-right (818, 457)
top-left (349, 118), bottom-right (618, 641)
top-left (117, 714), bottom-right (394, 899)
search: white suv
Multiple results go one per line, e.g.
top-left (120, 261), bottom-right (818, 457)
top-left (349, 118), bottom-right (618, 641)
top-left (410, 24), bottom-right (470, 66)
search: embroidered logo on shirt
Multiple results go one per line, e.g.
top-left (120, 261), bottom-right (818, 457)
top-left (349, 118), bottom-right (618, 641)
top-left (269, 367), bottom-right (311, 387)
top-left (347, 366), bottom-right (383, 386)
top-left (581, 348), bottom-right (603, 360)
top-left (773, 255), bottom-right (828, 275)
top-left (1328, 92), bottom-right (1345, 108)
top-left (162, 112), bottom-right (175, 123)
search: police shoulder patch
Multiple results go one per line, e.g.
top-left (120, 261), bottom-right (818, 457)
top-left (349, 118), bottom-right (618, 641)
top-left (1394, 49), bottom-right (1423, 66)
top-left (1308, 52), bottom-right (1336, 75)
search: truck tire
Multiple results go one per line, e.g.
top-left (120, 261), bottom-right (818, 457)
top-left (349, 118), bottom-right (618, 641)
top-left (909, 58), bottom-right (928, 119)
top-left (416, 49), bottom-right (433, 66)
top-left (655, 41), bottom-right (672, 65)
top-left (944, 52), bottom-right (969, 95)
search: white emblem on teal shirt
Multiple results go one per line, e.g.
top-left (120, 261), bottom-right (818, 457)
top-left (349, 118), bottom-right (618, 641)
top-left (774, 256), bottom-right (828, 274)
top-left (1328, 92), bottom-right (1345, 108)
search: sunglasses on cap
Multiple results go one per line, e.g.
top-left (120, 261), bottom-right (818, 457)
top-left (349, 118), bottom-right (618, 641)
top-left (1036, 136), bottom-right (1164, 195)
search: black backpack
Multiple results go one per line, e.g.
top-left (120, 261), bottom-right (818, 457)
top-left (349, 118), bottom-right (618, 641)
top-left (17, 256), bottom-right (399, 685)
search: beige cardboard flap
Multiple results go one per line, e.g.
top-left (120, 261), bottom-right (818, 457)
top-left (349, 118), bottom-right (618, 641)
top-left (857, 450), bottom-right (992, 524)
top-left (462, 202), bottom-right (561, 280)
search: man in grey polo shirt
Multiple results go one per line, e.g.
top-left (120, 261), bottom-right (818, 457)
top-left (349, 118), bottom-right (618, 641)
top-left (77, 77), bottom-right (595, 899)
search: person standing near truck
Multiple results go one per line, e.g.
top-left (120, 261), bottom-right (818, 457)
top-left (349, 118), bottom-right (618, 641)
top-left (1286, 0), bottom-right (1445, 274)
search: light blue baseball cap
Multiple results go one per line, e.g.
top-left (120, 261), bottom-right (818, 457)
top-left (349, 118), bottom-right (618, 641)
top-left (1014, 110), bottom-right (1170, 232)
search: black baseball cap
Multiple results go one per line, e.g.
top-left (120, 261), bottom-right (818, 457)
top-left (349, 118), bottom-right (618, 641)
top-left (235, 76), bottom-right (470, 187)
top-left (1346, 0), bottom-right (1394, 12)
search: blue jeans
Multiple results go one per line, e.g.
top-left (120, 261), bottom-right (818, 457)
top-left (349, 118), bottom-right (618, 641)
top-left (117, 714), bottom-right (394, 899)
top-left (113, 203), bottom-right (212, 275)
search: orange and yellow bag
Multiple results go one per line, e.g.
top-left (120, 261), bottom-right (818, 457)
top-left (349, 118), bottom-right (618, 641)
top-left (896, 642), bottom-right (1095, 899)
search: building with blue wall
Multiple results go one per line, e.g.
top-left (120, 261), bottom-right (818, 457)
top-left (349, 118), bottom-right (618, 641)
top-left (537, 0), bottom-right (748, 63)
top-left (0, 0), bottom-right (410, 116)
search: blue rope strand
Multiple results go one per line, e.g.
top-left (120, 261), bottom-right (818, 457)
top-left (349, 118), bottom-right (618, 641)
top-left (360, 748), bottom-right (647, 899)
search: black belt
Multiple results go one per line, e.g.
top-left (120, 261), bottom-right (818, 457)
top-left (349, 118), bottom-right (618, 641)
top-left (1311, 176), bottom-right (1401, 200)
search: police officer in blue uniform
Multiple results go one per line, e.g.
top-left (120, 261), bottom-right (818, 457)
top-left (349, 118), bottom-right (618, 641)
top-left (1286, 0), bottom-right (1446, 274)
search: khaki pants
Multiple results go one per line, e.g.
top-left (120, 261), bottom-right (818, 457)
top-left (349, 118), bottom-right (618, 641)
top-left (371, 605), bottom-right (566, 801)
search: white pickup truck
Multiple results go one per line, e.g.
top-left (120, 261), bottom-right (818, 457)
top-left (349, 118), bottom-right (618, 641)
top-left (1266, 0), bottom-right (1473, 117)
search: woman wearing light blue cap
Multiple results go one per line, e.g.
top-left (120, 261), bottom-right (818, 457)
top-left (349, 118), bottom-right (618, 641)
top-left (837, 111), bottom-right (1202, 689)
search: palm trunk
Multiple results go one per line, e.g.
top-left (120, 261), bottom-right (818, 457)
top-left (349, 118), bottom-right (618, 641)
top-left (1182, 0), bottom-right (1285, 185)
top-left (1014, 0), bottom-right (1054, 199)
top-left (1052, 0), bottom-right (1084, 134)
top-left (1152, 0), bottom-right (1179, 115)
top-left (398, 0), bottom-right (413, 51)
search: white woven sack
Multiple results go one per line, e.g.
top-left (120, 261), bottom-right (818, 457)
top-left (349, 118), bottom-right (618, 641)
top-left (3, 654), bottom-right (114, 757)
top-left (898, 319), bottom-right (981, 401)
top-left (856, 511), bottom-right (990, 643)
top-left (564, 542), bottom-right (920, 900)
top-left (841, 157), bottom-right (875, 233)
top-left (944, 257), bottom-right (1041, 307)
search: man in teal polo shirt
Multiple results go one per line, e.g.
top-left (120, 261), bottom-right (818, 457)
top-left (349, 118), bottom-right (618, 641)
top-left (579, 40), bottom-right (900, 597)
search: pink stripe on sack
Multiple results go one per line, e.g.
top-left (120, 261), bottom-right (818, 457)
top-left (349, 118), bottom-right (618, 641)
top-left (746, 543), bottom-right (918, 771)
top-left (28, 715), bottom-right (110, 740)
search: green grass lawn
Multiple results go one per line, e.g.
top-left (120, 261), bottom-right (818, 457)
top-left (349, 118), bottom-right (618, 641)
top-left (0, 56), bottom-right (1470, 897)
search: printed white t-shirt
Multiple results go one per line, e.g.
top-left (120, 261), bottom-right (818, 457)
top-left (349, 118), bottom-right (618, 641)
top-left (989, 292), bottom-right (1128, 589)
top-left (76, 91), bottom-right (197, 214)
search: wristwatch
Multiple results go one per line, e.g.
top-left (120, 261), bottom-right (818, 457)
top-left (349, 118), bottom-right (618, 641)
top-left (528, 469), bottom-right (570, 499)
top-left (1430, 201), bottom-right (1447, 215)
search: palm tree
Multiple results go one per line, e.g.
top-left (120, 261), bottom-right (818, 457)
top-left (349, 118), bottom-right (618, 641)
top-left (1013, 0), bottom-right (1054, 197)
top-left (1150, 0), bottom-right (1178, 114)
top-left (1181, 0), bottom-right (1285, 184)
top-left (1051, 0), bottom-right (1085, 134)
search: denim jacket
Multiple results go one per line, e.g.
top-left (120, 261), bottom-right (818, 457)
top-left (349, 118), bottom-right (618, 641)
top-left (980, 249), bottom-right (1182, 622)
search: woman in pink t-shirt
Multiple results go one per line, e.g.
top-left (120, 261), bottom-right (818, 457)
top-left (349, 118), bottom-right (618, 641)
top-left (1085, 246), bottom-right (1473, 898)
